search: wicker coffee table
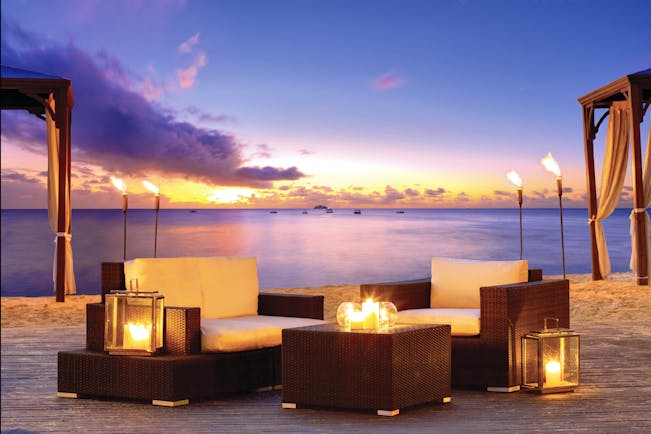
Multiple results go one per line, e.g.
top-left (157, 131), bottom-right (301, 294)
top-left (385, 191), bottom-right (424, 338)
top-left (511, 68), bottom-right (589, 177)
top-left (281, 323), bottom-right (451, 416)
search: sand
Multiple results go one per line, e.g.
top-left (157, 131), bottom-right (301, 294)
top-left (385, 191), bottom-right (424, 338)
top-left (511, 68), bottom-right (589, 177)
top-left (2, 272), bottom-right (649, 335)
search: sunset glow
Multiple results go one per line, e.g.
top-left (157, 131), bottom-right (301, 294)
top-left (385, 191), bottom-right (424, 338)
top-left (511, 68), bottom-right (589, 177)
top-left (1, 1), bottom-right (648, 209)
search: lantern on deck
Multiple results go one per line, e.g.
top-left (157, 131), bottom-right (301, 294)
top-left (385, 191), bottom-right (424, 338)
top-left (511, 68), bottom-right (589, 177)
top-left (104, 290), bottom-right (164, 356)
top-left (522, 317), bottom-right (580, 393)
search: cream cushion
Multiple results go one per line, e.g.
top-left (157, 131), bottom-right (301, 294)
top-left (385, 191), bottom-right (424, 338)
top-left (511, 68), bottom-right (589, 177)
top-left (397, 308), bottom-right (481, 336)
top-left (201, 315), bottom-right (325, 352)
top-left (124, 257), bottom-right (260, 319)
top-left (430, 257), bottom-right (528, 308)
top-left (124, 257), bottom-right (203, 309)
top-left (198, 257), bottom-right (259, 319)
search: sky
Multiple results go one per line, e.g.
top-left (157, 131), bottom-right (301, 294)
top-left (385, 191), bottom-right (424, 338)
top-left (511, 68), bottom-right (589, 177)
top-left (1, 0), bottom-right (650, 209)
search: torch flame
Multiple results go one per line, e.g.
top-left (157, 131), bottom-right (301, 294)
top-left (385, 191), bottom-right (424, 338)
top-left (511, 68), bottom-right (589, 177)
top-left (142, 180), bottom-right (160, 195)
top-left (111, 176), bottom-right (127, 193)
top-left (541, 152), bottom-right (561, 177)
top-left (506, 170), bottom-right (522, 188)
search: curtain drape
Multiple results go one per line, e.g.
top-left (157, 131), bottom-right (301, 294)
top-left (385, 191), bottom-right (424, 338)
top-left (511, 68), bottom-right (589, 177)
top-left (46, 95), bottom-right (76, 295)
top-left (593, 101), bottom-right (630, 278)
top-left (629, 113), bottom-right (651, 276)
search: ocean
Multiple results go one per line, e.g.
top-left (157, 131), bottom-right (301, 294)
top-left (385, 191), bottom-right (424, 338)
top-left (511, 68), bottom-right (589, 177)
top-left (0, 208), bottom-right (640, 297)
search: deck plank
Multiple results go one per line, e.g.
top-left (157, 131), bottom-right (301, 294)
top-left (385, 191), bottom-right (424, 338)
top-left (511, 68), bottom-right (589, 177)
top-left (2, 321), bottom-right (650, 433)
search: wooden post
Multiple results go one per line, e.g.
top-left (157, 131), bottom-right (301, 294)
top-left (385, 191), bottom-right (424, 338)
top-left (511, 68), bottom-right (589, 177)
top-left (582, 105), bottom-right (602, 280)
top-left (54, 88), bottom-right (72, 302)
top-left (628, 86), bottom-right (650, 285)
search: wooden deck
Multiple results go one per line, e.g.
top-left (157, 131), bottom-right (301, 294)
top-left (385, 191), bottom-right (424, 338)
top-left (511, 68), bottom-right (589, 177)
top-left (2, 320), bottom-right (650, 433)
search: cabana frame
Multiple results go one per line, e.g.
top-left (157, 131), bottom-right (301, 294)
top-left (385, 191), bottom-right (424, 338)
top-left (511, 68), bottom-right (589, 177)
top-left (578, 68), bottom-right (651, 285)
top-left (1, 65), bottom-right (75, 301)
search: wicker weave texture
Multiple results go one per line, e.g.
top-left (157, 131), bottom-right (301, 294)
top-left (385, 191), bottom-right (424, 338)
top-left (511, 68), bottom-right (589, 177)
top-left (58, 346), bottom-right (282, 402)
top-left (86, 303), bottom-right (105, 352)
top-left (58, 350), bottom-right (216, 402)
top-left (164, 307), bottom-right (201, 355)
top-left (360, 274), bottom-right (569, 389)
top-left (282, 324), bottom-right (451, 411)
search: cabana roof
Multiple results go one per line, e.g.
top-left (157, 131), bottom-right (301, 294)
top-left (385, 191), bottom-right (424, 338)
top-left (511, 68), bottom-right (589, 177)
top-left (1, 65), bottom-right (73, 118)
top-left (578, 68), bottom-right (651, 108)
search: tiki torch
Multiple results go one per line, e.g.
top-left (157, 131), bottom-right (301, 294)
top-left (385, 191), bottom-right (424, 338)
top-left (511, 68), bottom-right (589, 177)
top-left (142, 180), bottom-right (160, 258)
top-left (541, 152), bottom-right (566, 279)
top-left (111, 177), bottom-right (128, 261)
top-left (506, 170), bottom-right (523, 260)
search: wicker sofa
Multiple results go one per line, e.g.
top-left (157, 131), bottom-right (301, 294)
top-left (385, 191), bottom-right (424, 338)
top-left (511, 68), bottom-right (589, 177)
top-left (360, 258), bottom-right (569, 392)
top-left (58, 258), bottom-right (324, 406)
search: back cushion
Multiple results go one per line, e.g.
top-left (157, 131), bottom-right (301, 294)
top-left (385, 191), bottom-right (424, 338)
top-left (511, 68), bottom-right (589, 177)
top-left (430, 257), bottom-right (528, 308)
top-left (124, 258), bottom-right (203, 309)
top-left (199, 257), bottom-right (259, 319)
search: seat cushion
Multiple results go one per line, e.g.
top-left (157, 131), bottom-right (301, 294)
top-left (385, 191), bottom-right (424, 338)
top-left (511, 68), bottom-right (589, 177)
top-left (431, 257), bottom-right (528, 308)
top-left (201, 315), bottom-right (325, 352)
top-left (397, 308), bottom-right (481, 336)
top-left (124, 257), bottom-right (203, 309)
top-left (198, 257), bottom-right (259, 319)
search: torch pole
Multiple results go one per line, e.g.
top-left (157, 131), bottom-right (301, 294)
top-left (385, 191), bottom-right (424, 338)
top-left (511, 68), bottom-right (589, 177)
top-left (518, 188), bottom-right (523, 260)
top-left (122, 193), bottom-right (128, 261)
top-left (557, 177), bottom-right (566, 279)
top-left (154, 194), bottom-right (160, 258)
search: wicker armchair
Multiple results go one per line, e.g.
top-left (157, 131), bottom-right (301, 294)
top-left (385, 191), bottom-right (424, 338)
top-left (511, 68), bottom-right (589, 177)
top-left (360, 269), bottom-right (569, 392)
top-left (58, 261), bottom-right (324, 406)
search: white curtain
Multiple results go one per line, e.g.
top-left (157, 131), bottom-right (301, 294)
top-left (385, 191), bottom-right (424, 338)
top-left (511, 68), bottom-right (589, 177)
top-left (46, 95), bottom-right (76, 295)
top-left (594, 101), bottom-right (630, 278)
top-left (629, 113), bottom-right (651, 278)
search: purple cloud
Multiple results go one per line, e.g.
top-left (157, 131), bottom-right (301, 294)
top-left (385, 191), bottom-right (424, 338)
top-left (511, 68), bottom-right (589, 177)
top-left (404, 188), bottom-right (420, 197)
top-left (425, 187), bottom-right (446, 197)
top-left (371, 72), bottom-right (406, 90)
top-left (235, 166), bottom-right (304, 182)
top-left (298, 148), bottom-right (316, 156)
top-left (0, 22), bottom-right (305, 188)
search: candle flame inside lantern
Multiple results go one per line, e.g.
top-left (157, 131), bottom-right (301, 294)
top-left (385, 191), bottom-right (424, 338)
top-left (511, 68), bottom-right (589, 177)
top-left (111, 176), bottom-right (127, 193)
top-left (128, 322), bottom-right (151, 342)
top-left (142, 180), bottom-right (160, 195)
top-left (545, 360), bottom-right (562, 386)
top-left (506, 170), bottom-right (522, 188)
top-left (541, 152), bottom-right (562, 178)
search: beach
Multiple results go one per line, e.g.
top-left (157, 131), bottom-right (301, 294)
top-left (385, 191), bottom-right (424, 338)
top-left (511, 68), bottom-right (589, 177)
top-left (2, 272), bottom-right (649, 335)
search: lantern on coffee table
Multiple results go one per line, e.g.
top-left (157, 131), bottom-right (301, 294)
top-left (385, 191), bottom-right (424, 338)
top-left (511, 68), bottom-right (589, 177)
top-left (522, 317), bottom-right (580, 393)
top-left (104, 290), bottom-right (164, 356)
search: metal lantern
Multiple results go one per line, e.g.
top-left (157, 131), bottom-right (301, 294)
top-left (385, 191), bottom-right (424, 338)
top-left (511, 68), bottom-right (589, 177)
top-left (522, 317), bottom-right (580, 393)
top-left (104, 290), bottom-right (164, 356)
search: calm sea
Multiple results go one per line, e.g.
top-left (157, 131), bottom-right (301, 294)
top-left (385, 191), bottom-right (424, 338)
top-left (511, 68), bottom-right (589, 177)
top-left (0, 208), bottom-right (640, 297)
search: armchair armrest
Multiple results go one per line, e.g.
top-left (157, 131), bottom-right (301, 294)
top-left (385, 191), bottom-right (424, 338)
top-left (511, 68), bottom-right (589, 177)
top-left (360, 278), bottom-right (431, 311)
top-left (479, 279), bottom-right (569, 386)
top-left (258, 293), bottom-right (324, 320)
top-left (480, 279), bottom-right (570, 340)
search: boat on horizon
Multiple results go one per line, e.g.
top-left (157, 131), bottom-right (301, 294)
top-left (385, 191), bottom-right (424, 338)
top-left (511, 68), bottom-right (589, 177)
top-left (353, 209), bottom-right (361, 214)
top-left (325, 208), bottom-right (333, 213)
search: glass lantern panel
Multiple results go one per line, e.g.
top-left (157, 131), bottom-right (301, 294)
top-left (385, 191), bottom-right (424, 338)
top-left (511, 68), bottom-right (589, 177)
top-left (522, 336), bottom-right (540, 388)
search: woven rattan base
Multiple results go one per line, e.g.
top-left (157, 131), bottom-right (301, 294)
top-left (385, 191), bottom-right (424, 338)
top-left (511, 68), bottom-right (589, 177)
top-left (58, 346), bottom-right (282, 405)
top-left (282, 324), bottom-right (451, 415)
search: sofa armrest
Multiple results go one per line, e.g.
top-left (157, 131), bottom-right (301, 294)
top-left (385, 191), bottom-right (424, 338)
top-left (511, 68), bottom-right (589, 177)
top-left (360, 278), bottom-right (431, 311)
top-left (101, 262), bottom-right (126, 302)
top-left (258, 293), bottom-right (324, 320)
top-left (164, 306), bottom-right (201, 355)
top-left (528, 268), bottom-right (543, 282)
